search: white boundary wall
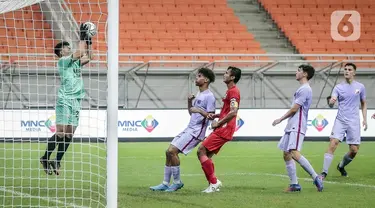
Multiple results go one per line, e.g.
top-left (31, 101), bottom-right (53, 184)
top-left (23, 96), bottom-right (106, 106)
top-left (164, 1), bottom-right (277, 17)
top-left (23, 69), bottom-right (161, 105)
top-left (1, 109), bottom-right (374, 138)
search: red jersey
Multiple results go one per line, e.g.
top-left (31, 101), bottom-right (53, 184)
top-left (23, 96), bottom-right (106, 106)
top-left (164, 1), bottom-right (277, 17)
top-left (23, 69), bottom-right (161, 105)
top-left (214, 85), bottom-right (240, 139)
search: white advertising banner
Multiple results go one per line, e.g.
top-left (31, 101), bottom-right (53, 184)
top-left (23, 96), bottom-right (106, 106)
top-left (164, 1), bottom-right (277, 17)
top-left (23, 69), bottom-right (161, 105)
top-left (230, 109), bottom-right (373, 137)
top-left (1, 109), bottom-right (374, 138)
top-left (0, 110), bottom-right (106, 138)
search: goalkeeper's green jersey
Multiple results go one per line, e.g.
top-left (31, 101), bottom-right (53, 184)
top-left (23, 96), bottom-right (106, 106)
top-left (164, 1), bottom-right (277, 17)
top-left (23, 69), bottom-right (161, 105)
top-left (57, 55), bottom-right (85, 100)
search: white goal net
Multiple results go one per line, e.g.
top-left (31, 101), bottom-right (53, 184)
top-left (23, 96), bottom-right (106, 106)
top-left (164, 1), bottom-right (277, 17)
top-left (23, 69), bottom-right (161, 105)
top-left (0, 0), bottom-right (112, 207)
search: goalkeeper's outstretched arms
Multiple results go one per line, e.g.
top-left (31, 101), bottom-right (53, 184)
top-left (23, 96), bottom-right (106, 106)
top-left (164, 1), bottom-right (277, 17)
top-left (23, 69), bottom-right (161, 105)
top-left (73, 23), bottom-right (92, 62)
top-left (80, 24), bottom-right (93, 66)
top-left (54, 23), bottom-right (95, 62)
top-left (80, 42), bottom-right (92, 66)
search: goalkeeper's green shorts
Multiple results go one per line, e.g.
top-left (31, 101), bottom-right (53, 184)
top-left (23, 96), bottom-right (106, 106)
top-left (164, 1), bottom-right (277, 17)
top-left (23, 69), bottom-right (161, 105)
top-left (55, 98), bottom-right (82, 127)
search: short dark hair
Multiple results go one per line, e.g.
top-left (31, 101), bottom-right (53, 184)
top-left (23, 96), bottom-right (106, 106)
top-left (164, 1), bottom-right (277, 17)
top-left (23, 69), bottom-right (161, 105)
top-left (54, 41), bottom-right (70, 57)
top-left (198, 67), bottom-right (215, 83)
top-left (228, 66), bottom-right (241, 83)
top-left (345, 62), bottom-right (357, 71)
top-left (299, 64), bottom-right (315, 80)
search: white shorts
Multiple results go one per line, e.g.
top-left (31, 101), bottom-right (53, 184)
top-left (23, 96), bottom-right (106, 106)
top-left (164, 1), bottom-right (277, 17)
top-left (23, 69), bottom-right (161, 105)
top-left (171, 131), bottom-right (201, 155)
top-left (330, 119), bottom-right (361, 145)
top-left (278, 131), bottom-right (305, 152)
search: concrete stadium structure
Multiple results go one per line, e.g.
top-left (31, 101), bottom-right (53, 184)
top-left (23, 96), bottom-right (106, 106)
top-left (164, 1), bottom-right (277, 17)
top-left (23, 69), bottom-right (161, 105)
top-left (1, 54), bottom-right (374, 110)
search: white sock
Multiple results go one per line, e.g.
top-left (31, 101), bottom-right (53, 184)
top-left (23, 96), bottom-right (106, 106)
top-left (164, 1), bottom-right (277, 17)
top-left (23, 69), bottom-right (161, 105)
top-left (322, 153), bottom-right (334, 174)
top-left (297, 155), bottom-right (318, 179)
top-left (171, 166), bottom-right (181, 184)
top-left (162, 166), bottom-right (172, 185)
top-left (285, 160), bottom-right (298, 184)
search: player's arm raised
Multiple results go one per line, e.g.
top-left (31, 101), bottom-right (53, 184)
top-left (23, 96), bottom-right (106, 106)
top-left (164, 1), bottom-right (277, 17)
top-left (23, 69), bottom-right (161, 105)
top-left (215, 97), bottom-right (239, 127)
top-left (190, 95), bottom-right (216, 118)
top-left (80, 39), bottom-right (92, 66)
top-left (187, 94), bottom-right (195, 115)
top-left (360, 86), bottom-right (367, 131)
top-left (72, 24), bottom-right (90, 61)
top-left (190, 107), bottom-right (210, 117)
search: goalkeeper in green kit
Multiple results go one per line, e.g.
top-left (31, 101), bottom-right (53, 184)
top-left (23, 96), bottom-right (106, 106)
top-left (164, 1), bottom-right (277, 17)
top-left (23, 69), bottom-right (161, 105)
top-left (40, 23), bottom-right (93, 175)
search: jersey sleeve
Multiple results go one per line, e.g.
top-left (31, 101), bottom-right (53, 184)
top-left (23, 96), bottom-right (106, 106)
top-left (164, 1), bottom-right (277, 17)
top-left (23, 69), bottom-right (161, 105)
top-left (206, 94), bottom-right (216, 113)
top-left (331, 86), bottom-right (338, 98)
top-left (294, 87), bottom-right (309, 106)
top-left (229, 89), bottom-right (240, 108)
top-left (360, 85), bottom-right (366, 101)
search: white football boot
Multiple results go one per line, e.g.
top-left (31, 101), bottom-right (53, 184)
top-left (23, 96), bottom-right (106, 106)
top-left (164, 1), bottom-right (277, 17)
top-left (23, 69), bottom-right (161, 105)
top-left (202, 180), bottom-right (222, 193)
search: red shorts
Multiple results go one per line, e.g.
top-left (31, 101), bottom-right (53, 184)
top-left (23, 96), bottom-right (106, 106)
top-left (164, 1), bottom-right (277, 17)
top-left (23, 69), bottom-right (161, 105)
top-left (202, 132), bottom-right (231, 154)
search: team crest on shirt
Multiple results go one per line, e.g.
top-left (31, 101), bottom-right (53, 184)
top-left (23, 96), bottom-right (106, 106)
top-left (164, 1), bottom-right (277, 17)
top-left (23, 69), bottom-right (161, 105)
top-left (355, 89), bottom-right (360, 94)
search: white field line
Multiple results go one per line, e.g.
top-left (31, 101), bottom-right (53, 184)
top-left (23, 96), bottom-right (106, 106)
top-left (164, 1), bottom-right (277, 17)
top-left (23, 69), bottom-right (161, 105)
top-left (139, 172), bottom-right (375, 189)
top-left (0, 186), bottom-right (89, 208)
top-left (117, 154), bottom-right (324, 159)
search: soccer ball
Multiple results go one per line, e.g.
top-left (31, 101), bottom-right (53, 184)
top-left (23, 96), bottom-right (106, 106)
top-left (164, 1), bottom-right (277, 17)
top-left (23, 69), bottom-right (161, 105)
top-left (84, 22), bottom-right (97, 37)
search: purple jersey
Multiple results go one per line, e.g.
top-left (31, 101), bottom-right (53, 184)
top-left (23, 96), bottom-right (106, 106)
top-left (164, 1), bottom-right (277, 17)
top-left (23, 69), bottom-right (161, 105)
top-left (284, 84), bottom-right (312, 134)
top-left (332, 81), bottom-right (366, 123)
top-left (185, 89), bottom-right (216, 139)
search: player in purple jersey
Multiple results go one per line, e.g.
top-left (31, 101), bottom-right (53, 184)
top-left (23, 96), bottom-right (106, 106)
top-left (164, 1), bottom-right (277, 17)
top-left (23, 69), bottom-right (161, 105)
top-left (150, 68), bottom-right (216, 192)
top-left (321, 63), bottom-right (367, 179)
top-left (272, 65), bottom-right (323, 192)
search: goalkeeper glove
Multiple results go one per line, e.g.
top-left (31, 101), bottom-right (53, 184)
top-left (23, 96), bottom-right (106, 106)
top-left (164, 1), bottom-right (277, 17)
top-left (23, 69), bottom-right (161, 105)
top-left (86, 37), bottom-right (92, 45)
top-left (79, 23), bottom-right (89, 41)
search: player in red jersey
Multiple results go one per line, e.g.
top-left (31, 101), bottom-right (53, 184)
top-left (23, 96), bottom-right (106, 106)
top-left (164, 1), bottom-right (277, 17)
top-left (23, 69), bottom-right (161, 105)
top-left (197, 66), bottom-right (241, 193)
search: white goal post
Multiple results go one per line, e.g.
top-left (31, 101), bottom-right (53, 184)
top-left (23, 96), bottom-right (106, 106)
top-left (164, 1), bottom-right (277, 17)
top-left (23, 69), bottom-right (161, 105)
top-left (106, 0), bottom-right (118, 207)
top-left (0, 0), bottom-right (118, 207)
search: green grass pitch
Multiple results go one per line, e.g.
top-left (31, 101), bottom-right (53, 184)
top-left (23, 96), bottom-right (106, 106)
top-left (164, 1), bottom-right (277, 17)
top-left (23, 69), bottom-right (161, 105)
top-left (1, 141), bottom-right (375, 208)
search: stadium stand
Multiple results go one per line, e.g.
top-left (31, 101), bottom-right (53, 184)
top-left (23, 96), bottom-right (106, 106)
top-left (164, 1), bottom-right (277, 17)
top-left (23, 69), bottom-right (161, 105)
top-left (0, 4), bottom-right (54, 57)
top-left (259, 0), bottom-right (375, 63)
top-left (66, 0), bottom-right (268, 61)
top-left (1, 0), bottom-right (374, 64)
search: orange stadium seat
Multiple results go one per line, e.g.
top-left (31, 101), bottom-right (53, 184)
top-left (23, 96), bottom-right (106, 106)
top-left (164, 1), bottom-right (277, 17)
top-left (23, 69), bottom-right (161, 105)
top-left (66, 0), bottom-right (267, 61)
top-left (2, 0), bottom-right (267, 64)
top-left (0, 4), bottom-right (54, 61)
top-left (259, 0), bottom-right (375, 66)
